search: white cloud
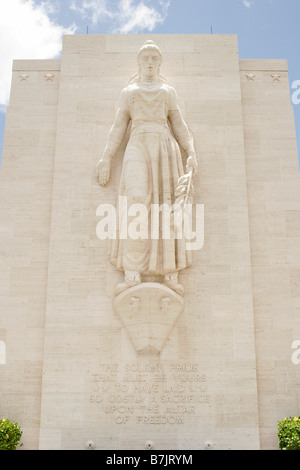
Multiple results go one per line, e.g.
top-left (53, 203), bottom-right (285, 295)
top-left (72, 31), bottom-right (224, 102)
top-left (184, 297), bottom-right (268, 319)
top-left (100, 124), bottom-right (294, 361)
top-left (243, 0), bottom-right (253, 8)
top-left (117, 0), bottom-right (169, 33)
top-left (40, 0), bottom-right (61, 15)
top-left (70, 0), bottom-right (171, 33)
top-left (70, 0), bottom-right (114, 25)
top-left (0, 0), bottom-right (75, 109)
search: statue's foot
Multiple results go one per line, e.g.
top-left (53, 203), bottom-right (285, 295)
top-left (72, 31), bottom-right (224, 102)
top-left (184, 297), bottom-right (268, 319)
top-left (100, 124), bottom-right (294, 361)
top-left (163, 272), bottom-right (184, 296)
top-left (114, 271), bottom-right (141, 296)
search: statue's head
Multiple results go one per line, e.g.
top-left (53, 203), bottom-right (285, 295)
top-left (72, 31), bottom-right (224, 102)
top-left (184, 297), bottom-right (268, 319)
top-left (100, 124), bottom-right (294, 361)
top-left (137, 40), bottom-right (162, 66)
top-left (129, 40), bottom-right (165, 84)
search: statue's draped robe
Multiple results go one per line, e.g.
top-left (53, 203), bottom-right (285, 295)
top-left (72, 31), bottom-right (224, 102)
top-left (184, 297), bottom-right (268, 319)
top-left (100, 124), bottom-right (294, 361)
top-left (110, 83), bottom-right (192, 275)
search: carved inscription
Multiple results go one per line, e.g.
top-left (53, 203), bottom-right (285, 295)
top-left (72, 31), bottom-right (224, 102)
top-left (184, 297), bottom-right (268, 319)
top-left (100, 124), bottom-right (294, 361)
top-left (88, 363), bottom-right (210, 425)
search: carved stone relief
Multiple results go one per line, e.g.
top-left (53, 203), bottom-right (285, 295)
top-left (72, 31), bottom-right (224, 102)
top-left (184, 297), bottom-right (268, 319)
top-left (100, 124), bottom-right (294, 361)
top-left (113, 283), bottom-right (185, 355)
top-left (96, 40), bottom-right (197, 353)
top-left (271, 73), bottom-right (281, 81)
top-left (245, 73), bottom-right (255, 81)
top-left (44, 73), bottom-right (55, 81)
top-left (19, 73), bottom-right (29, 81)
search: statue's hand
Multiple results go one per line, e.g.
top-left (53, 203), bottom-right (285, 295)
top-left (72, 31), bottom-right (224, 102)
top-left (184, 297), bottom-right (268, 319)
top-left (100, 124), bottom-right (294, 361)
top-left (96, 157), bottom-right (111, 186)
top-left (186, 154), bottom-right (198, 175)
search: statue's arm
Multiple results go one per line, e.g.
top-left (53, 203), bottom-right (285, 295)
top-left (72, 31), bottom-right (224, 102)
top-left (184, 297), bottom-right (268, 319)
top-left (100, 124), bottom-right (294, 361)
top-left (96, 108), bottom-right (131, 186)
top-left (102, 109), bottom-right (131, 160)
top-left (168, 108), bottom-right (198, 174)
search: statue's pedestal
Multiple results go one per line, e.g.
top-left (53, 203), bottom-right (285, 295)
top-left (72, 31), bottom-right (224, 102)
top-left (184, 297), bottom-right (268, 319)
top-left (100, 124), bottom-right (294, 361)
top-left (113, 283), bottom-right (185, 355)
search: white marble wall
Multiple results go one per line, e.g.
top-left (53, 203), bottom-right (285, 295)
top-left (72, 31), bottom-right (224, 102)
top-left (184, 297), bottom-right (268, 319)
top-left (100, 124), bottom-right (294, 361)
top-left (0, 59), bottom-right (60, 449)
top-left (240, 59), bottom-right (300, 449)
top-left (0, 34), bottom-right (299, 450)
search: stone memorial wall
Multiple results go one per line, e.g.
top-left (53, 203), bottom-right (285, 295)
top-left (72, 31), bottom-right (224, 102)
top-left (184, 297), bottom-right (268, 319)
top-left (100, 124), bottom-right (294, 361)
top-left (0, 34), bottom-right (299, 450)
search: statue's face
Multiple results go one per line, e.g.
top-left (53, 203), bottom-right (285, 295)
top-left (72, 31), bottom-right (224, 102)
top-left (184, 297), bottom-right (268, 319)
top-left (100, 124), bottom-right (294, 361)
top-left (139, 48), bottom-right (161, 80)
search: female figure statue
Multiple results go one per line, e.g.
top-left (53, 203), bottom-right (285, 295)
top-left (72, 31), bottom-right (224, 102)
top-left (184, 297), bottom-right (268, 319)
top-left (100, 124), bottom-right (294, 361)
top-left (96, 40), bottom-right (197, 296)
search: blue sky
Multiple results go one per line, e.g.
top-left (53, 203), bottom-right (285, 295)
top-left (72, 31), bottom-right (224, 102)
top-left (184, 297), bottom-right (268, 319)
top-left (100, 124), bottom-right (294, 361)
top-left (0, 0), bottom-right (300, 168)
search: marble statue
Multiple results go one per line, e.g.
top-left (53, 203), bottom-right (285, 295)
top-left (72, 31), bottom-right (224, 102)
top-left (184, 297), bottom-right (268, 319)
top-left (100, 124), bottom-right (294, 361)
top-left (96, 40), bottom-right (197, 297)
